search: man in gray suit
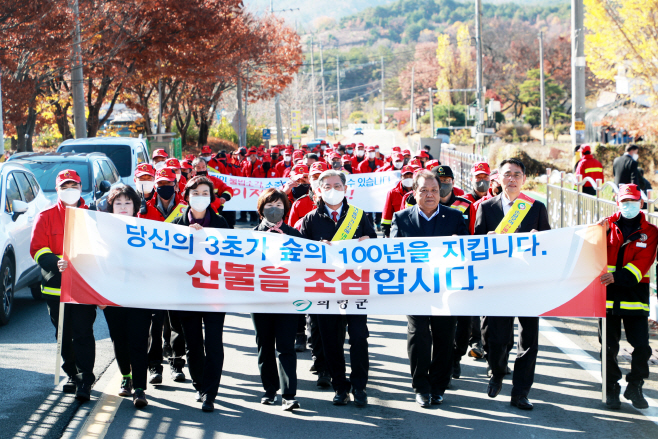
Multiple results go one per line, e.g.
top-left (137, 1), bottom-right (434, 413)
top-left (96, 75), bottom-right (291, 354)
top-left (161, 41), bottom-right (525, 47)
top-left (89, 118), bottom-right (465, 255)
top-left (391, 169), bottom-right (469, 408)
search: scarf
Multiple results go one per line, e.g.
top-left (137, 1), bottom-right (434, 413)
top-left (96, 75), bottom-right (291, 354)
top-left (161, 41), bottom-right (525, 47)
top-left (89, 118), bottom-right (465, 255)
top-left (263, 219), bottom-right (285, 234)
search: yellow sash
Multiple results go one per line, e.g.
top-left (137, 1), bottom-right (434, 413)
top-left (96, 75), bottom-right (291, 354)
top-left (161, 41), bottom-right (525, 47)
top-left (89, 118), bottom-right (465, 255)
top-left (332, 205), bottom-right (364, 241)
top-left (208, 165), bottom-right (222, 174)
top-left (494, 193), bottom-right (535, 234)
top-left (164, 204), bottom-right (186, 223)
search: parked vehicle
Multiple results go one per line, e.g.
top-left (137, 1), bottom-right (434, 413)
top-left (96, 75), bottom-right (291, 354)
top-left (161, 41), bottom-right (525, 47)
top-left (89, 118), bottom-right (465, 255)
top-left (56, 137), bottom-right (150, 188)
top-left (0, 162), bottom-right (52, 324)
top-left (8, 152), bottom-right (120, 209)
top-left (354, 127), bottom-right (364, 135)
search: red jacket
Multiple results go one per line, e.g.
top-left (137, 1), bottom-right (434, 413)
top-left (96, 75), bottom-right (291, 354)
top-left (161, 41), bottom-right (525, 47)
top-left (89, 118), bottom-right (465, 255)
top-left (605, 211), bottom-right (658, 315)
top-left (382, 181), bottom-right (411, 229)
top-left (275, 160), bottom-right (292, 177)
top-left (575, 155), bottom-right (604, 187)
top-left (30, 198), bottom-right (88, 295)
top-left (356, 158), bottom-right (384, 174)
top-left (253, 165), bottom-right (280, 178)
top-left (287, 194), bottom-right (315, 227)
top-left (207, 175), bottom-right (234, 213)
top-left (138, 193), bottom-right (187, 222)
top-left (207, 159), bottom-right (227, 175)
top-left (241, 160), bottom-right (261, 177)
top-left (177, 175), bottom-right (187, 194)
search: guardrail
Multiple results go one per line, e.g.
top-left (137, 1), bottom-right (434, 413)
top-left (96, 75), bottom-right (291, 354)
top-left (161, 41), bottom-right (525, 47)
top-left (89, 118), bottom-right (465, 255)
top-left (439, 148), bottom-right (487, 194)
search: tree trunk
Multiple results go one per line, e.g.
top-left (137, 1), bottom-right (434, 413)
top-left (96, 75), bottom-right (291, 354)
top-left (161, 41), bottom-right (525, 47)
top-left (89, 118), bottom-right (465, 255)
top-left (197, 118), bottom-right (210, 146)
top-left (52, 101), bottom-right (73, 140)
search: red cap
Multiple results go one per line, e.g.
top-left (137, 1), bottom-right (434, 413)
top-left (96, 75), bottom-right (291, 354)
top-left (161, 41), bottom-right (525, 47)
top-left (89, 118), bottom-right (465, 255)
top-left (165, 158), bottom-right (181, 169)
top-left (201, 145), bottom-right (212, 155)
top-left (410, 165), bottom-right (422, 173)
top-left (181, 161), bottom-right (193, 170)
top-left (341, 154), bottom-right (352, 163)
top-left (247, 148), bottom-right (257, 156)
top-left (330, 153), bottom-right (341, 161)
top-left (292, 150), bottom-right (304, 159)
top-left (415, 150), bottom-right (430, 159)
top-left (392, 146), bottom-right (402, 153)
top-left (471, 162), bottom-right (490, 176)
top-left (392, 153), bottom-right (404, 162)
top-left (409, 158), bottom-right (422, 167)
top-left (262, 155), bottom-right (271, 163)
top-left (402, 149), bottom-right (412, 156)
top-left (184, 154), bottom-right (196, 163)
top-left (581, 145), bottom-right (591, 154)
top-left (401, 165), bottom-right (415, 175)
top-left (320, 140), bottom-right (327, 145)
top-left (155, 168), bottom-right (177, 183)
top-left (618, 184), bottom-right (642, 202)
top-left (490, 170), bottom-right (500, 182)
top-left (152, 149), bottom-right (168, 159)
top-left (366, 146), bottom-right (376, 152)
top-left (357, 143), bottom-right (365, 148)
top-left (290, 164), bottom-right (309, 181)
top-left (56, 169), bottom-right (82, 187)
top-left (425, 160), bottom-right (439, 170)
top-left (310, 162), bottom-right (329, 176)
top-left (271, 148), bottom-right (280, 154)
top-left (135, 163), bottom-right (155, 178)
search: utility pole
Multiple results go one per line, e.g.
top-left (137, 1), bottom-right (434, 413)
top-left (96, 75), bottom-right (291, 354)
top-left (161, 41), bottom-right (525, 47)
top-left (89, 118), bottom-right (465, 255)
top-left (310, 37), bottom-right (317, 137)
top-left (475, 0), bottom-right (484, 147)
top-left (320, 42), bottom-right (328, 138)
top-left (275, 96), bottom-right (283, 145)
top-left (429, 88), bottom-right (435, 138)
top-left (539, 31), bottom-right (546, 146)
top-left (71, 0), bottom-right (87, 138)
top-left (410, 66), bottom-right (415, 132)
top-left (237, 77), bottom-right (243, 148)
top-left (337, 57), bottom-right (341, 136)
top-left (0, 74), bottom-right (4, 149)
top-left (157, 79), bottom-right (162, 134)
top-left (381, 56), bottom-right (385, 130)
top-left (571, 0), bottom-right (586, 150)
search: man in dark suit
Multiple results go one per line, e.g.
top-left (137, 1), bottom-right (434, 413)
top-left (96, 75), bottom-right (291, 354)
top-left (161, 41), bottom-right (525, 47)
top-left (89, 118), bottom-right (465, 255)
top-left (613, 144), bottom-right (640, 186)
top-left (474, 157), bottom-right (550, 410)
top-left (391, 169), bottom-right (469, 408)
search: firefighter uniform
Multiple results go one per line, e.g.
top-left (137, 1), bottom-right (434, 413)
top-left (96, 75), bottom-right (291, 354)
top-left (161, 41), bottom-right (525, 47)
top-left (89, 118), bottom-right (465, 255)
top-left (601, 186), bottom-right (657, 408)
top-left (381, 165), bottom-right (414, 238)
top-left (575, 145), bottom-right (604, 196)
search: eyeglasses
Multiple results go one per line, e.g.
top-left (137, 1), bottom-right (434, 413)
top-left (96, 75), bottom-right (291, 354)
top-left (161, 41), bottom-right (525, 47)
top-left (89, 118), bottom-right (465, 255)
top-left (502, 172), bottom-right (524, 180)
top-left (418, 188), bottom-right (439, 195)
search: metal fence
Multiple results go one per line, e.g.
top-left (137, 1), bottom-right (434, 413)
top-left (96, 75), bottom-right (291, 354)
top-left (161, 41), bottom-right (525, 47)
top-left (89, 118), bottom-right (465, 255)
top-left (439, 148), bottom-right (487, 194)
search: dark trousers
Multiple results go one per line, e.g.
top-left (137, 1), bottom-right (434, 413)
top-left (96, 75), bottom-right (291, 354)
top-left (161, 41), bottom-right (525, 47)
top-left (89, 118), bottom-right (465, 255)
top-left (46, 297), bottom-right (97, 385)
top-left (104, 306), bottom-right (152, 390)
top-left (163, 313), bottom-right (171, 348)
top-left (308, 314), bottom-right (338, 373)
top-left (318, 314), bottom-right (368, 393)
top-left (599, 315), bottom-right (651, 387)
top-left (148, 310), bottom-right (164, 373)
top-left (482, 316), bottom-right (539, 397)
top-left (168, 311), bottom-right (187, 368)
top-left (178, 311), bottom-right (226, 403)
top-left (582, 186), bottom-right (596, 196)
top-left (454, 316), bottom-right (482, 359)
top-left (407, 315), bottom-right (457, 394)
top-left (251, 313), bottom-right (298, 399)
top-left (222, 211), bottom-right (236, 228)
top-left (297, 314), bottom-right (306, 337)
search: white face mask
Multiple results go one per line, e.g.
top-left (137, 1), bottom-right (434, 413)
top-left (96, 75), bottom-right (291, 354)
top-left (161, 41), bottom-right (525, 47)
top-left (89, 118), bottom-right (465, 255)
top-left (201, 156), bottom-right (211, 162)
top-left (284, 156), bottom-right (291, 163)
top-left (402, 178), bottom-right (413, 188)
top-left (632, 153), bottom-right (639, 161)
top-left (311, 179), bottom-right (320, 192)
top-left (189, 196), bottom-right (211, 212)
top-left (368, 152), bottom-right (376, 159)
top-left (135, 180), bottom-right (155, 194)
top-left (322, 188), bottom-right (345, 206)
top-left (58, 188), bottom-right (81, 205)
top-left (356, 150), bottom-right (365, 157)
top-left (175, 173), bottom-right (181, 182)
top-left (393, 161), bottom-right (403, 169)
top-left (154, 161), bottom-right (166, 171)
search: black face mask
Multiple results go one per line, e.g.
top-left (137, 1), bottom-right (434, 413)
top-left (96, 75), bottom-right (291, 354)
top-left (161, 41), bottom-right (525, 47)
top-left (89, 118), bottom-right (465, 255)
top-left (291, 184), bottom-right (310, 199)
top-left (332, 162), bottom-right (342, 170)
top-left (344, 163), bottom-right (352, 172)
top-left (271, 155), bottom-right (277, 161)
top-left (403, 157), bottom-right (410, 165)
top-left (475, 180), bottom-right (490, 193)
top-left (181, 171), bottom-right (191, 180)
top-left (493, 186), bottom-right (502, 196)
top-left (156, 185), bottom-right (175, 201)
top-left (263, 162), bottom-right (271, 172)
top-left (439, 183), bottom-right (453, 198)
top-left (196, 170), bottom-right (208, 176)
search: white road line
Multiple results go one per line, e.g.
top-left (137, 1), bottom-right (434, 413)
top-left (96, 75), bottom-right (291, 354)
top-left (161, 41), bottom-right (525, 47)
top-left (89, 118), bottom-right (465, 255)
top-left (76, 369), bottom-right (123, 439)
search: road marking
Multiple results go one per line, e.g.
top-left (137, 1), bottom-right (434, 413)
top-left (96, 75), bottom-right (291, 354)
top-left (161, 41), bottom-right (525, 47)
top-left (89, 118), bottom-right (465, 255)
top-left (539, 318), bottom-right (658, 426)
top-left (76, 369), bottom-right (123, 439)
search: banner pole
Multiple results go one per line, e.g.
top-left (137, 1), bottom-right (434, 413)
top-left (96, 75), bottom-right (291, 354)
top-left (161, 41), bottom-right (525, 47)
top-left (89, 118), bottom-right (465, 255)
top-left (601, 316), bottom-right (607, 403)
top-left (54, 301), bottom-right (65, 386)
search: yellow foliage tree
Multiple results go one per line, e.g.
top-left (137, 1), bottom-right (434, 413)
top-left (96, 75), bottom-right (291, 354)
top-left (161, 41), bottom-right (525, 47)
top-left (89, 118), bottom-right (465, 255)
top-left (436, 34), bottom-right (454, 105)
top-left (585, 0), bottom-right (658, 102)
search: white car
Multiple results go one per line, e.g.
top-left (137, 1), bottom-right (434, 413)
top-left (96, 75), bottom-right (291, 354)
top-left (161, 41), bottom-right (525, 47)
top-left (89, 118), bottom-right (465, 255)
top-left (0, 162), bottom-right (51, 325)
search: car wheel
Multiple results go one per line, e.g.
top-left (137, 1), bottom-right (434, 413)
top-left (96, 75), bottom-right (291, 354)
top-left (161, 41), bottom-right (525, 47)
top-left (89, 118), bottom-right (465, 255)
top-left (0, 256), bottom-right (15, 326)
top-left (30, 284), bottom-right (43, 300)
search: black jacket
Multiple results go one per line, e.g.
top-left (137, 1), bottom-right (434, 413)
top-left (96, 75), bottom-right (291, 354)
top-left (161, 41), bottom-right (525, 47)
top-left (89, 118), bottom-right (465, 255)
top-left (171, 207), bottom-right (230, 229)
top-left (299, 198), bottom-right (378, 242)
top-left (474, 194), bottom-right (550, 235)
top-left (612, 154), bottom-right (639, 186)
top-left (391, 205), bottom-right (468, 238)
top-left (254, 221), bottom-right (303, 238)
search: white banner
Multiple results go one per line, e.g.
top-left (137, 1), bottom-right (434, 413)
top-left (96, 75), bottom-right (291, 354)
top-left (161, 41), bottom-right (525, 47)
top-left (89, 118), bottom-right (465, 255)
top-left (210, 170), bottom-right (400, 212)
top-left (62, 209), bottom-right (606, 317)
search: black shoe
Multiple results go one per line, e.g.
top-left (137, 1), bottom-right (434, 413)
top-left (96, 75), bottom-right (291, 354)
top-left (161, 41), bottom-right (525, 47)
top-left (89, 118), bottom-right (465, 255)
top-left (62, 376), bottom-right (76, 394)
top-left (606, 383), bottom-right (621, 410)
top-left (309, 364), bottom-right (318, 373)
top-left (333, 391), bottom-right (350, 405)
top-left (283, 398), bottom-right (300, 411)
top-left (170, 365), bottom-right (186, 382)
top-left (76, 383), bottom-right (91, 402)
top-left (133, 389), bottom-right (148, 408)
top-left (295, 334), bottom-right (307, 352)
top-left (469, 343), bottom-right (485, 359)
top-left (510, 395), bottom-right (534, 410)
top-left (415, 393), bottom-right (431, 408)
top-left (162, 344), bottom-right (173, 359)
top-left (261, 392), bottom-right (278, 405)
top-left (202, 400), bottom-right (214, 412)
top-left (487, 378), bottom-right (502, 398)
top-left (624, 382), bottom-right (649, 409)
top-left (149, 370), bottom-right (162, 385)
top-left (353, 388), bottom-right (367, 407)
top-left (119, 377), bottom-right (133, 397)
top-left (317, 371), bottom-right (331, 388)
top-left (431, 393), bottom-right (444, 405)
top-left (452, 360), bottom-right (461, 379)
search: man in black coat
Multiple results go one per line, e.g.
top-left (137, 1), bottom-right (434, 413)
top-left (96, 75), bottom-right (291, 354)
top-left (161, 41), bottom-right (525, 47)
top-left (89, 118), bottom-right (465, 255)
top-left (474, 158), bottom-right (550, 411)
top-left (299, 170), bottom-right (377, 407)
top-left (613, 144), bottom-right (640, 186)
top-left (391, 169), bottom-right (469, 408)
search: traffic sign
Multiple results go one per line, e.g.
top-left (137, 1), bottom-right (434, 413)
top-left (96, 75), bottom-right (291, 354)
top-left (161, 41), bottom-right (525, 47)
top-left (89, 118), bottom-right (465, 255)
top-left (262, 128), bottom-right (271, 140)
top-left (574, 121), bottom-right (585, 131)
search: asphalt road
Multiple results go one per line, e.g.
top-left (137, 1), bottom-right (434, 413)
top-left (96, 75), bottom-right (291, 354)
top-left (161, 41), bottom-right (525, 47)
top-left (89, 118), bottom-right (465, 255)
top-left (341, 130), bottom-right (399, 155)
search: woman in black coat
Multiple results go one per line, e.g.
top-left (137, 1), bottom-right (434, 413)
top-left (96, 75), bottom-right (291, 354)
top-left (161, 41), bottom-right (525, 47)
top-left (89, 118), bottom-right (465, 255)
top-left (252, 188), bottom-right (301, 411)
top-left (171, 176), bottom-right (230, 412)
